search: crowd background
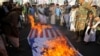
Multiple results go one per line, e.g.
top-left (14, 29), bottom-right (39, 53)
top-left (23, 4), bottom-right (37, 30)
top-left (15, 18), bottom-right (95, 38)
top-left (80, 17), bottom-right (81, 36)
top-left (0, 0), bottom-right (100, 56)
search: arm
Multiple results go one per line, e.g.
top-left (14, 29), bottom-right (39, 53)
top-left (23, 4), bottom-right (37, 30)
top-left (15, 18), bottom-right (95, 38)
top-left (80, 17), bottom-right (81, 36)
top-left (92, 22), bottom-right (100, 29)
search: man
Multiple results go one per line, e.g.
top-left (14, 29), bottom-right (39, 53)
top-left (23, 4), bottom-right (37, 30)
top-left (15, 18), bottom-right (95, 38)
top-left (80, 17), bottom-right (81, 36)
top-left (63, 1), bottom-right (71, 29)
top-left (92, 17), bottom-right (100, 44)
top-left (55, 4), bottom-right (61, 25)
top-left (49, 3), bottom-right (56, 25)
top-left (70, 5), bottom-right (77, 31)
top-left (44, 4), bottom-right (50, 24)
top-left (75, 0), bottom-right (88, 42)
top-left (38, 4), bottom-right (47, 24)
top-left (2, 7), bottom-right (21, 48)
top-left (28, 5), bottom-right (35, 17)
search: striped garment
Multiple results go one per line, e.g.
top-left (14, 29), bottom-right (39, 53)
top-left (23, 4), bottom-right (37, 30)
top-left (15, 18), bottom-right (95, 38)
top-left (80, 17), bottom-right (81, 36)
top-left (27, 27), bottom-right (83, 56)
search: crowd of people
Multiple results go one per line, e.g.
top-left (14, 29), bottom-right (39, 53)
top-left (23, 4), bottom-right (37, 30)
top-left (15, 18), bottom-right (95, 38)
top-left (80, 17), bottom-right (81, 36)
top-left (0, 0), bottom-right (100, 56)
top-left (32, 0), bottom-right (100, 45)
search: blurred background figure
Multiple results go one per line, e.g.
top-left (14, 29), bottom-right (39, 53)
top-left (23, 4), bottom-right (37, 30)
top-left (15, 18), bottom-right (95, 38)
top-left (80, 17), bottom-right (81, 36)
top-left (37, 4), bottom-right (47, 24)
top-left (83, 11), bottom-right (95, 44)
top-left (49, 3), bottom-right (56, 25)
top-left (74, 0), bottom-right (88, 42)
top-left (69, 5), bottom-right (77, 32)
top-left (55, 4), bottom-right (61, 25)
top-left (63, 1), bottom-right (71, 29)
top-left (93, 16), bottom-right (100, 44)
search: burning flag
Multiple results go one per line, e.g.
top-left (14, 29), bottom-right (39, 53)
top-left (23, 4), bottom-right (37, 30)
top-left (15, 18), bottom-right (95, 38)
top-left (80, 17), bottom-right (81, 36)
top-left (27, 15), bottom-right (83, 56)
top-left (42, 37), bottom-right (77, 56)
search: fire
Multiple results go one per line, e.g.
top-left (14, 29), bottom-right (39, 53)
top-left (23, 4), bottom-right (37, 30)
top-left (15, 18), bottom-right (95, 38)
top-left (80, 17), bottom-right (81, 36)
top-left (28, 15), bottom-right (52, 35)
top-left (28, 15), bottom-right (77, 56)
top-left (28, 15), bottom-right (35, 28)
top-left (42, 37), bottom-right (77, 56)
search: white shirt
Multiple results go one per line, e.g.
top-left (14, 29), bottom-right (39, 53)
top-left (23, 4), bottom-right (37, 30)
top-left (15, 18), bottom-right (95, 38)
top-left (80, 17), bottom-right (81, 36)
top-left (85, 0), bottom-right (92, 2)
top-left (93, 21), bottom-right (100, 28)
top-left (70, 9), bottom-right (77, 23)
top-left (95, 0), bottom-right (100, 7)
top-left (38, 7), bottom-right (44, 14)
top-left (68, 0), bottom-right (76, 6)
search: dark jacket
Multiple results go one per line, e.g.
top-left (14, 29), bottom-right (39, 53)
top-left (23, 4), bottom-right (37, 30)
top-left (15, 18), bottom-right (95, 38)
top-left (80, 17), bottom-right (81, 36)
top-left (2, 8), bottom-right (21, 37)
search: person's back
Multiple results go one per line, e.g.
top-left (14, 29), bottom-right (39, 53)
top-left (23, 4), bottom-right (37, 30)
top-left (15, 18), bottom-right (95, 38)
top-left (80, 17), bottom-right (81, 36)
top-left (2, 7), bottom-right (22, 48)
top-left (2, 10), bottom-right (18, 36)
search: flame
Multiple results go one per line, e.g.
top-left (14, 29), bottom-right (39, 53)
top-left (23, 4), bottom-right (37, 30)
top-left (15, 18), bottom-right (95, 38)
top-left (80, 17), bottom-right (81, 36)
top-left (42, 37), bottom-right (77, 56)
top-left (28, 15), bottom-right (35, 28)
top-left (28, 15), bottom-right (77, 56)
top-left (28, 15), bottom-right (52, 35)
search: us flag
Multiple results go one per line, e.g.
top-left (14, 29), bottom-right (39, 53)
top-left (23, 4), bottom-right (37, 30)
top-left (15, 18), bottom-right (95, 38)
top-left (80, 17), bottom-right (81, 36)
top-left (28, 28), bottom-right (62, 38)
top-left (27, 27), bottom-right (83, 56)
